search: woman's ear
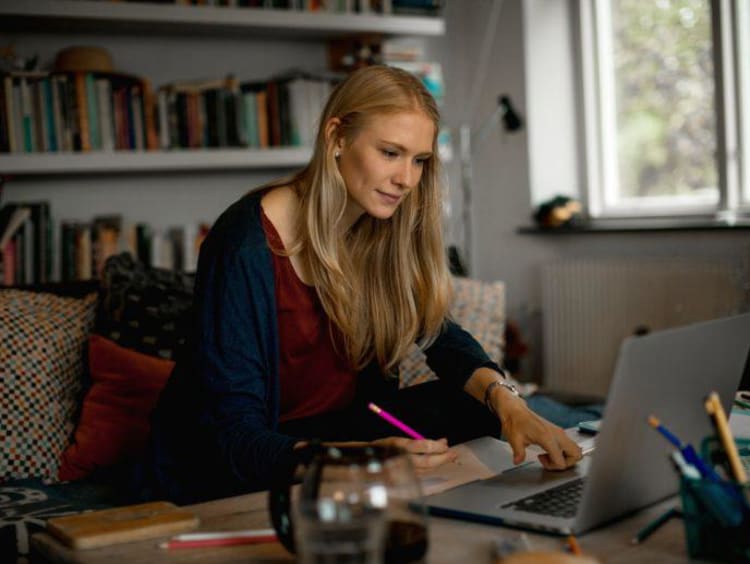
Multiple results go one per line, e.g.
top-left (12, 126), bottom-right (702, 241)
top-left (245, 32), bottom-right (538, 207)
top-left (324, 117), bottom-right (344, 152)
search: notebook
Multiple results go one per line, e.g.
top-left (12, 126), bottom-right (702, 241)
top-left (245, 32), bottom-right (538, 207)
top-left (427, 313), bottom-right (750, 535)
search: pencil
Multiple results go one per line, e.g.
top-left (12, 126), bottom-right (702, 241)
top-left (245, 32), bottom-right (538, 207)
top-left (566, 534), bottom-right (582, 555)
top-left (159, 529), bottom-right (277, 549)
top-left (705, 392), bottom-right (747, 484)
top-left (368, 402), bottom-right (426, 440)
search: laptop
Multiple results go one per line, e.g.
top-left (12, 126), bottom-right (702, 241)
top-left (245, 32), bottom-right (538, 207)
top-left (427, 313), bottom-right (750, 535)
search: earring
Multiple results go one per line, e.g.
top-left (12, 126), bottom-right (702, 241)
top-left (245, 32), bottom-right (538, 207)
top-left (334, 151), bottom-right (341, 159)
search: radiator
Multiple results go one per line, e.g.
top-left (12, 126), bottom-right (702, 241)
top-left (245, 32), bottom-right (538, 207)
top-left (540, 258), bottom-right (748, 396)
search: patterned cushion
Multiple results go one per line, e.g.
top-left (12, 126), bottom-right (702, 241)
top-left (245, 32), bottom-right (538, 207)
top-left (95, 253), bottom-right (194, 360)
top-left (399, 278), bottom-right (505, 388)
top-left (0, 290), bottom-right (97, 483)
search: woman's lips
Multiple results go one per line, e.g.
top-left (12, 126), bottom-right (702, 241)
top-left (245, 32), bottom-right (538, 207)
top-left (376, 190), bottom-right (400, 205)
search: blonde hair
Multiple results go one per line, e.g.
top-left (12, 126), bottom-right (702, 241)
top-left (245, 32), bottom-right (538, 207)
top-left (278, 65), bottom-right (451, 372)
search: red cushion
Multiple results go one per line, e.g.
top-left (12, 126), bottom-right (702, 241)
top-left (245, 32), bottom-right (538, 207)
top-left (58, 335), bottom-right (174, 481)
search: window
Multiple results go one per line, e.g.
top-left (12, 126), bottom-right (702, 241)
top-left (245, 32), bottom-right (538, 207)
top-left (579, 0), bottom-right (748, 220)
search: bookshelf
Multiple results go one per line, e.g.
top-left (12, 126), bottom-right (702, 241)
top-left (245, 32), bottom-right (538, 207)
top-left (0, 148), bottom-right (312, 175)
top-left (0, 0), bottom-right (445, 39)
top-left (0, 0), bottom-right (445, 176)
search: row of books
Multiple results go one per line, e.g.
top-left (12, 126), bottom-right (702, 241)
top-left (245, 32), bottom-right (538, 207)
top-left (101, 0), bottom-right (441, 16)
top-left (0, 202), bottom-right (211, 285)
top-left (0, 71), bottom-right (156, 154)
top-left (158, 73), bottom-right (334, 150)
top-left (59, 217), bottom-right (211, 282)
top-left (0, 70), bottom-right (335, 153)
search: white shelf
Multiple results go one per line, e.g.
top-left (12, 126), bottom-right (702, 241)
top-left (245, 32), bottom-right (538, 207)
top-left (0, 147), bottom-right (313, 175)
top-left (0, 0), bottom-right (445, 38)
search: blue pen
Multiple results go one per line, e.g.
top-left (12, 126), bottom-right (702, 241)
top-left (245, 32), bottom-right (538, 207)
top-left (647, 415), bottom-right (723, 483)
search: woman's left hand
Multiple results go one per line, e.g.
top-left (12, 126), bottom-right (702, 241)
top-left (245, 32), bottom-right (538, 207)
top-left (490, 387), bottom-right (583, 470)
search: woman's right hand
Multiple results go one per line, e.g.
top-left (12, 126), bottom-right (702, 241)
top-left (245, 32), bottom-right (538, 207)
top-left (370, 436), bottom-right (458, 470)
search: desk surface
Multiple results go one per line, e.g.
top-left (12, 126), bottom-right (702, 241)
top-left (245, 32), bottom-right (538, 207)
top-left (31, 491), bottom-right (691, 563)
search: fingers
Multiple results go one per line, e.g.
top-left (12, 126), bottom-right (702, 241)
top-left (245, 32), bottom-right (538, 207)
top-left (371, 437), bottom-right (457, 469)
top-left (537, 430), bottom-right (583, 470)
top-left (372, 436), bottom-right (450, 454)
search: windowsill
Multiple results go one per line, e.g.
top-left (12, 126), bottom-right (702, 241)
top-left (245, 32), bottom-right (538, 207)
top-left (517, 218), bottom-right (750, 235)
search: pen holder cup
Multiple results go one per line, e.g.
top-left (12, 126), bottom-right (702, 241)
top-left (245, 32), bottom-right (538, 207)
top-left (679, 437), bottom-right (750, 562)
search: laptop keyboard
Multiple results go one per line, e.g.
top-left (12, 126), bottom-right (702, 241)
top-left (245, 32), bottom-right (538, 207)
top-left (501, 477), bottom-right (585, 518)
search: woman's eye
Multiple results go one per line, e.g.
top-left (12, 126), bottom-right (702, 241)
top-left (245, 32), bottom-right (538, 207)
top-left (415, 158), bottom-right (428, 166)
top-left (381, 149), bottom-right (398, 158)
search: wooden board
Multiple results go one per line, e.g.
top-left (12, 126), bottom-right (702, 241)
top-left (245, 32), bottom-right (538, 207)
top-left (46, 501), bottom-right (199, 550)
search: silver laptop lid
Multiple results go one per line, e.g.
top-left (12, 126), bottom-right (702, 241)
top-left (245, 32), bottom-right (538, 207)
top-left (574, 313), bottom-right (750, 532)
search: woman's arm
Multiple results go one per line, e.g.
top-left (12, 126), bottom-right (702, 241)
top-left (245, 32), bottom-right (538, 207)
top-left (463, 366), bottom-right (581, 469)
top-left (191, 208), bottom-right (299, 490)
top-left (424, 320), bottom-right (581, 469)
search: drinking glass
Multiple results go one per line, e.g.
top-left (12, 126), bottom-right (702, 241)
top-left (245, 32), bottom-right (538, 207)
top-left (273, 444), bottom-right (429, 564)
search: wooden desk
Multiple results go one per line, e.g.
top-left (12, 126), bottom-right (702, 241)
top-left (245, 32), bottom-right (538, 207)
top-left (31, 492), bottom-right (690, 563)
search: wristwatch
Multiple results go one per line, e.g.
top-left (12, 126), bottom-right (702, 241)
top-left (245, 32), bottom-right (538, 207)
top-left (484, 371), bottom-right (520, 414)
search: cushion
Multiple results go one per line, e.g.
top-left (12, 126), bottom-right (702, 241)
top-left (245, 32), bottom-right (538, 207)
top-left (399, 277), bottom-right (505, 387)
top-left (0, 290), bottom-right (97, 483)
top-left (58, 335), bottom-right (175, 482)
top-left (95, 253), bottom-right (194, 360)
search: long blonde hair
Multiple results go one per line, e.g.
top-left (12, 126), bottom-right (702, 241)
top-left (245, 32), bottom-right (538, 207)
top-left (280, 65), bottom-right (452, 372)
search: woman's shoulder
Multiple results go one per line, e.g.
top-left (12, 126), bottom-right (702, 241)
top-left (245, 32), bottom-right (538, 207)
top-left (204, 189), bottom-right (268, 257)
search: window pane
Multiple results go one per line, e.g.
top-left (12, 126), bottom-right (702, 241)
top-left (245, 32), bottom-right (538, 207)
top-left (739, 1), bottom-right (750, 205)
top-left (609, 0), bottom-right (717, 203)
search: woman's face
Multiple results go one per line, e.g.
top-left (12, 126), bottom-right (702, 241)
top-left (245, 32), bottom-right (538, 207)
top-left (334, 110), bottom-right (435, 227)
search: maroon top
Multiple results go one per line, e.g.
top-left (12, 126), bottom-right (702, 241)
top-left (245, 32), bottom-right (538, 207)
top-left (261, 208), bottom-right (357, 422)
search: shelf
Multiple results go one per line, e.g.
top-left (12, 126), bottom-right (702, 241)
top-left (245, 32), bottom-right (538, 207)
top-left (0, 0), bottom-right (445, 38)
top-left (0, 147), bottom-right (313, 175)
top-left (517, 220), bottom-right (750, 235)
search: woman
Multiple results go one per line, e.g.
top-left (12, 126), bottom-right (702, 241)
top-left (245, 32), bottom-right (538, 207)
top-left (143, 65), bottom-right (581, 504)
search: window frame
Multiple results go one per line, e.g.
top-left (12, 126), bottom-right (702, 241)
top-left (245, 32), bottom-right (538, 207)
top-left (578, 0), bottom-right (748, 221)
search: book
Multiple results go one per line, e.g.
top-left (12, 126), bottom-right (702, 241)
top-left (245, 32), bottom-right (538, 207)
top-left (91, 214), bottom-right (122, 279)
top-left (46, 501), bottom-right (199, 550)
top-left (0, 204), bottom-right (31, 251)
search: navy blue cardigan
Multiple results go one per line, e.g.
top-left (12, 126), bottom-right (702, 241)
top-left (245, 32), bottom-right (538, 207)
top-left (144, 190), bottom-right (499, 504)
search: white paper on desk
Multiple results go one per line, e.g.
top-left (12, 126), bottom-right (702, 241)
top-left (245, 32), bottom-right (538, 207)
top-left (418, 436), bottom-right (516, 496)
top-left (418, 430), bottom-right (597, 497)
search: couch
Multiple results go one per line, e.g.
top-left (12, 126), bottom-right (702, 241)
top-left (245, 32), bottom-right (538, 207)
top-left (0, 253), bottom-right (601, 561)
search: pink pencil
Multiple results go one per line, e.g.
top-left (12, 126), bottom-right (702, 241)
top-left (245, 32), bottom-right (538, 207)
top-left (368, 402), bottom-right (426, 440)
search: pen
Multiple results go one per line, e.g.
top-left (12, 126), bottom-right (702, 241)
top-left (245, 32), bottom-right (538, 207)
top-left (647, 415), bottom-right (722, 482)
top-left (670, 451), bottom-right (701, 480)
top-left (705, 391), bottom-right (748, 484)
top-left (630, 507), bottom-right (680, 545)
top-left (368, 402), bottom-right (426, 440)
top-left (159, 528), bottom-right (278, 549)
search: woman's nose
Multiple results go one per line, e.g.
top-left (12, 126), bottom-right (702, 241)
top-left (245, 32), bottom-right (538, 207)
top-left (393, 161), bottom-right (415, 189)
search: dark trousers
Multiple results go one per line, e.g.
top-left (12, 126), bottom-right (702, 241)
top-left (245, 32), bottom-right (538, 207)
top-left (279, 378), bottom-right (501, 446)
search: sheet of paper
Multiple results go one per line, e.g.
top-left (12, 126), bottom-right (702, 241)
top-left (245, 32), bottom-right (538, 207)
top-left (419, 429), bottom-right (597, 497)
top-left (418, 436), bottom-right (515, 496)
